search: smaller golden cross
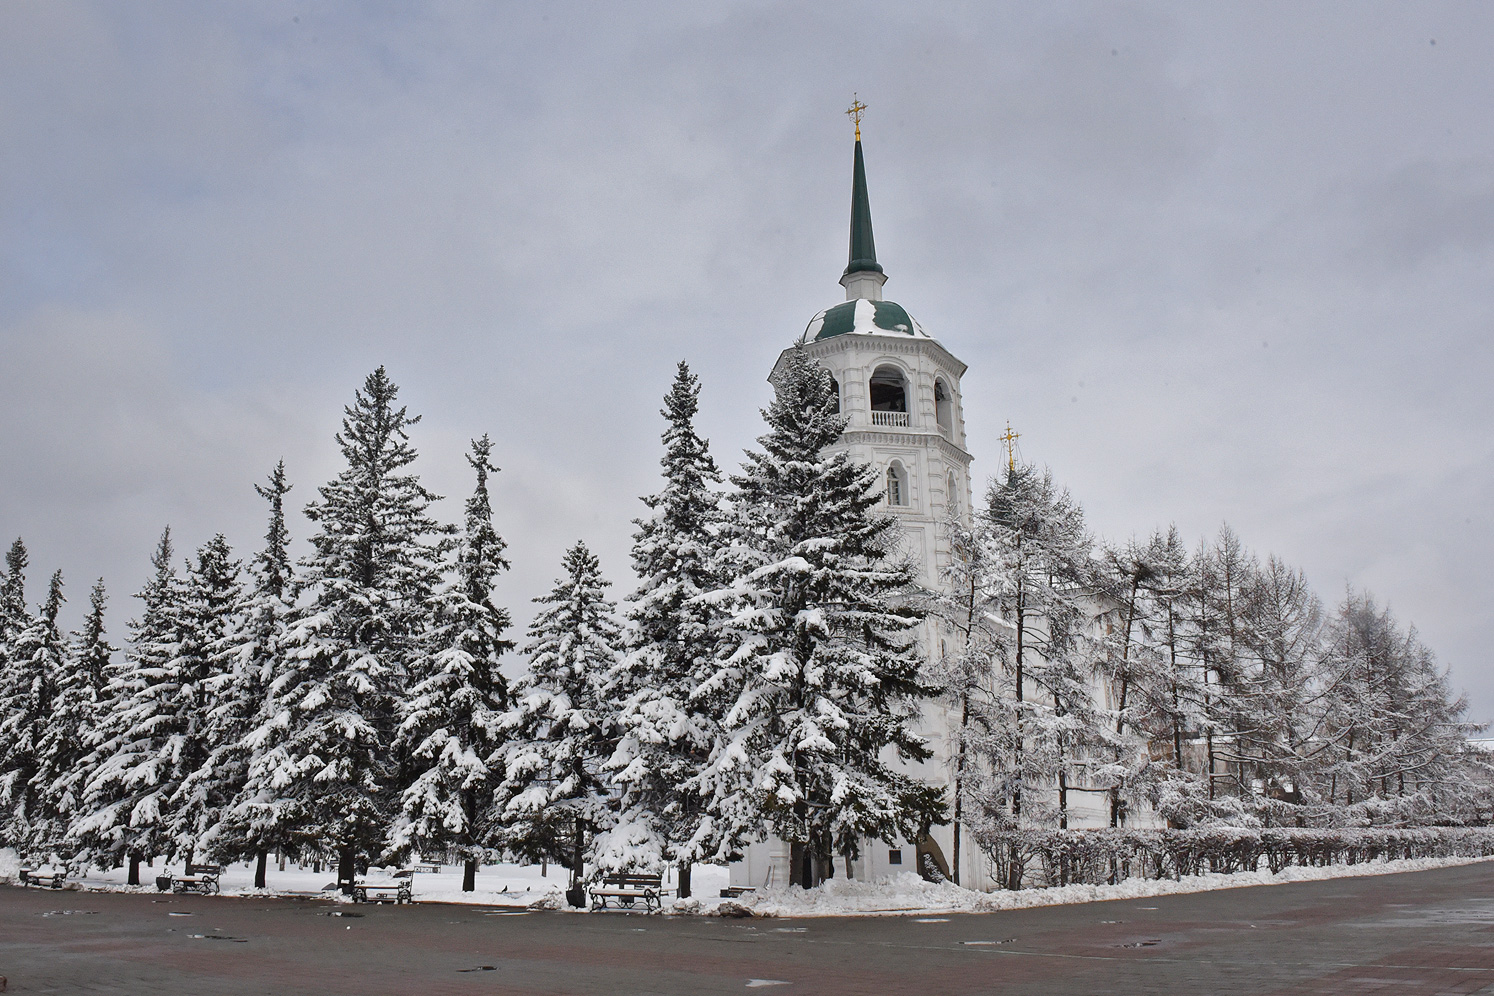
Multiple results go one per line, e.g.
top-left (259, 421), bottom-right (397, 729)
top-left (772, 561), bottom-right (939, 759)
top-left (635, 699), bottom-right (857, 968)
top-left (845, 94), bottom-right (867, 141)
top-left (1002, 421), bottom-right (1021, 475)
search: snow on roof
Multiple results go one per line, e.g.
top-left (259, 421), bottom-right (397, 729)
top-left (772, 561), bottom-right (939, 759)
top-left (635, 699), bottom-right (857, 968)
top-left (802, 299), bottom-right (930, 343)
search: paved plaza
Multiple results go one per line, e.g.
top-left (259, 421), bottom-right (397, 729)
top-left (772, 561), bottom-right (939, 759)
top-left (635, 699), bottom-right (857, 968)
top-left (5, 862), bottom-right (1494, 994)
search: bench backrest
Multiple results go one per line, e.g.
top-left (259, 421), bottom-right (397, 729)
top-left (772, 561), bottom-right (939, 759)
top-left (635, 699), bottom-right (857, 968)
top-left (603, 874), bottom-right (663, 888)
top-left (186, 864), bottom-right (222, 876)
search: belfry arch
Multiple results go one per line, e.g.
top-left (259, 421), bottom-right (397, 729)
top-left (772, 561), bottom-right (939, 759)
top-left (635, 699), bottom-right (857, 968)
top-left (935, 377), bottom-right (953, 433)
top-left (869, 365), bottom-right (908, 426)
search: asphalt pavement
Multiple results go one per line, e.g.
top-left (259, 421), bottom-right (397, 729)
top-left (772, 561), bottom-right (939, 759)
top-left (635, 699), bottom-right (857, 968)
top-left (4, 862), bottom-right (1494, 994)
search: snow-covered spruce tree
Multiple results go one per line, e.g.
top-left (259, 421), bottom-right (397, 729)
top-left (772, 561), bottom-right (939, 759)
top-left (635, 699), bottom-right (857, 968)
top-left (0, 538), bottom-right (28, 666)
top-left (978, 462), bottom-right (1115, 886)
top-left (496, 541), bottom-right (620, 906)
top-left (75, 533), bottom-right (241, 878)
top-left (601, 361), bottom-right (723, 898)
top-left (0, 570), bottom-right (64, 858)
top-left (0, 540), bottom-right (31, 733)
top-left (160, 535), bottom-right (244, 865)
top-left (0, 540), bottom-right (30, 846)
top-left (33, 579), bottom-right (115, 861)
top-left (246, 368), bottom-right (452, 889)
top-left (207, 461), bottom-right (295, 888)
top-left (924, 503), bottom-right (1012, 886)
top-left (74, 528), bottom-right (186, 884)
top-left (698, 344), bottom-right (943, 887)
top-left (391, 435), bottom-right (513, 893)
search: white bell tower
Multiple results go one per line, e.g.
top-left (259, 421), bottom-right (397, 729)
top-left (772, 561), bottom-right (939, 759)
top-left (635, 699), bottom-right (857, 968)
top-left (748, 112), bottom-right (990, 891)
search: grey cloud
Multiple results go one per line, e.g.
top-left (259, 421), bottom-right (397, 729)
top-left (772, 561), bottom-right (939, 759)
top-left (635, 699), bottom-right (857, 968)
top-left (2, 0), bottom-right (1491, 719)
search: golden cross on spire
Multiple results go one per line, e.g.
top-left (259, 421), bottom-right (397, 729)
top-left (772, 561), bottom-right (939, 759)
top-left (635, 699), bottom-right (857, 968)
top-left (845, 94), bottom-right (867, 141)
top-left (1002, 421), bottom-right (1021, 476)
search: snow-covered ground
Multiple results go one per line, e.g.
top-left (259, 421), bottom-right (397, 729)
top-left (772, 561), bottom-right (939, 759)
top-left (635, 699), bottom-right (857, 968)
top-left (703, 856), bottom-right (1494, 918)
top-left (0, 848), bottom-right (726, 908)
top-left (3, 847), bottom-right (1487, 917)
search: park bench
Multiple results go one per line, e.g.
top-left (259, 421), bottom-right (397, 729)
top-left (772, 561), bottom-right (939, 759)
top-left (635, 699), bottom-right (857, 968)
top-left (352, 868), bottom-right (414, 905)
top-left (17, 866), bottom-right (65, 889)
top-left (719, 886), bottom-right (755, 899)
top-left (589, 873), bottom-right (664, 913)
top-left (171, 863), bottom-right (222, 895)
top-left (412, 862), bottom-right (441, 874)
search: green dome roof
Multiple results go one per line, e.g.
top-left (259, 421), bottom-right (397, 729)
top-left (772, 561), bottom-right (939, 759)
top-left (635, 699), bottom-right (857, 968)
top-left (803, 299), bottom-right (929, 342)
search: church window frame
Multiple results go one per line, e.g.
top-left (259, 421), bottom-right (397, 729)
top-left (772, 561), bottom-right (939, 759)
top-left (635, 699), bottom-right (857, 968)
top-left (886, 460), bottom-right (910, 508)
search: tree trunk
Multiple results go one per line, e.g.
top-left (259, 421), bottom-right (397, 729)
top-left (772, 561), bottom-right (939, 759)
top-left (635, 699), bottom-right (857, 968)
top-left (1009, 581), bottom-right (1025, 904)
top-left (1206, 726), bottom-right (1216, 800)
top-left (184, 847), bottom-right (193, 870)
top-left (254, 850), bottom-right (268, 889)
top-left (677, 861), bottom-right (692, 899)
top-left (573, 818), bottom-right (585, 890)
top-left (1111, 577), bottom-right (1139, 827)
top-left (950, 572), bottom-right (978, 888)
top-left (1012, 591), bottom-right (1025, 827)
top-left (463, 858), bottom-right (477, 892)
top-left (127, 853), bottom-right (142, 887)
top-left (789, 842), bottom-right (805, 888)
top-left (1058, 769), bottom-right (1069, 830)
top-left (566, 817), bottom-right (586, 908)
top-left (337, 845), bottom-right (356, 895)
top-left (952, 690), bottom-right (969, 886)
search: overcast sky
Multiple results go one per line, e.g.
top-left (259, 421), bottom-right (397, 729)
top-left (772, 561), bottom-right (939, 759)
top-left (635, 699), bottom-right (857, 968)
top-left (2, 2), bottom-right (1491, 719)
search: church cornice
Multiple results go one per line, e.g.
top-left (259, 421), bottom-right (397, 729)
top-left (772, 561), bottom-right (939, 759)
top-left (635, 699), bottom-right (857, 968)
top-left (840, 429), bottom-right (973, 466)
top-left (796, 331), bottom-right (968, 378)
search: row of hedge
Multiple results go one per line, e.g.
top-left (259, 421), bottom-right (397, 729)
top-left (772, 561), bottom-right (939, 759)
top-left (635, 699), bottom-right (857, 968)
top-left (979, 827), bottom-right (1494, 889)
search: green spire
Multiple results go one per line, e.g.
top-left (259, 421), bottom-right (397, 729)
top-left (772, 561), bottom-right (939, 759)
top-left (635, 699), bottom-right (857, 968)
top-left (845, 137), bottom-right (883, 277)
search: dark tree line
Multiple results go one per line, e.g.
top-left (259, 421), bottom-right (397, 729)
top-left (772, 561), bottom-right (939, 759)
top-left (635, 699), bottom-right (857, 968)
top-left (3, 359), bottom-right (1482, 898)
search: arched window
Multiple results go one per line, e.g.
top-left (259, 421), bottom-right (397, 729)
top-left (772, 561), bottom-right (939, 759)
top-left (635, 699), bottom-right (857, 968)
top-left (828, 375), bottom-right (841, 413)
top-left (886, 461), bottom-right (909, 507)
top-left (870, 365), bottom-right (908, 427)
top-left (934, 378), bottom-right (953, 433)
top-left (947, 470), bottom-right (959, 515)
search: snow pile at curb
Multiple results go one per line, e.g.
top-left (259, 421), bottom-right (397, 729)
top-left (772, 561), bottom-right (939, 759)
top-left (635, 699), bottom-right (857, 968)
top-left (709, 855), bottom-right (1494, 918)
